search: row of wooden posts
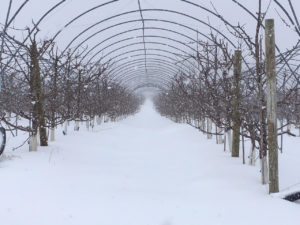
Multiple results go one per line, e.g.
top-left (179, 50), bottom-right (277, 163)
top-left (169, 19), bottom-right (279, 194)
top-left (232, 19), bottom-right (278, 193)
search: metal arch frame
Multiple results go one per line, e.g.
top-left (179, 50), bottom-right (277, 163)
top-left (39, 5), bottom-right (242, 91)
top-left (2, 1), bottom-right (258, 92)
top-left (79, 24), bottom-right (199, 62)
top-left (1, 0), bottom-right (67, 74)
top-left (112, 65), bottom-right (176, 82)
top-left (118, 79), bottom-right (169, 91)
top-left (118, 79), bottom-right (170, 92)
top-left (94, 41), bottom-right (192, 66)
top-left (180, 0), bottom-right (297, 79)
top-left (2, 0), bottom-right (299, 92)
top-left (109, 59), bottom-right (181, 78)
top-left (115, 67), bottom-right (175, 82)
top-left (106, 53), bottom-right (194, 88)
top-left (119, 72), bottom-right (172, 85)
top-left (223, 0), bottom-right (297, 79)
top-left (111, 65), bottom-right (177, 83)
top-left (49, 5), bottom-right (254, 77)
top-left (104, 46), bottom-right (218, 82)
top-left (85, 35), bottom-right (196, 75)
top-left (87, 35), bottom-right (196, 64)
top-left (76, 24), bottom-right (227, 81)
top-left (48, 1), bottom-right (293, 84)
top-left (60, 8), bottom-right (237, 55)
top-left (55, 4), bottom-right (249, 85)
top-left (52, 7), bottom-right (246, 89)
top-left (112, 64), bottom-right (177, 81)
top-left (118, 73), bottom-right (171, 88)
top-left (102, 48), bottom-right (196, 74)
top-left (108, 55), bottom-right (190, 74)
top-left (98, 42), bottom-right (195, 78)
top-left (108, 49), bottom-right (219, 79)
top-left (131, 83), bottom-right (166, 92)
top-left (108, 58), bottom-right (189, 78)
top-left (104, 54), bottom-right (195, 83)
top-left (102, 47), bottom-right (198, 85)
top-left (108, 53), bottom-right (191, 75)
top-left (50, 0), bottom-right (120, 46)
top-left (73, 19), bottom-right (208, 60)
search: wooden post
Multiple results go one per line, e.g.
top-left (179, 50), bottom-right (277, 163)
top-left (207, 118), bottom-right (212, 139)
top-left (280, 119), bottom-right (283, 153)
top-left (265, 19), bottom-right (279, 193)
top-left (232, 50), bottom-right (242, 157)
top-left (64, 121), bottom-right (68, 135)
top-left (242, 126), bottom-right (245, 164)
top-left (224, 133), bottom-right (227, 152)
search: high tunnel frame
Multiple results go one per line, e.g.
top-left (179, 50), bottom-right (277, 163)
top-left (0, 0), bottom-right (299, 92)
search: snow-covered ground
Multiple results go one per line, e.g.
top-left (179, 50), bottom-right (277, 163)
top-left (1, 100), bottom-right (300, 225)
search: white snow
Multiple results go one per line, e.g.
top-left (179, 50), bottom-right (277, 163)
top-left (1, 100), bottom-right (300, 225)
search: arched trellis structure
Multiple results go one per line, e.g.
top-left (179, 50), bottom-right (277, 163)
top-left (0, 0), bottom-right (239, 93)
top-left (0, 0), bottom-right (300, 199)
top-left (0, 0), bottom-right (299, 92)
top-left (131, 82), bottom-right (167, 92)
top-left (50, 7), bottom-right (238, 91)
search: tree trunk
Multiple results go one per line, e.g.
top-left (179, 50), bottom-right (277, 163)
top-left (99, 115), bottom-right (103, 125)
top-left (15, 115), bottom-right (18, 136)
top-left (64, 121), bottom-right (68, 135)
top-left (91, 117), bottom-right (95, 129)
top-left (7, 112), bottom-right (11, 121)
top-left (29, 134), bottom-right (38, 152)
top-left (201, 118), bottom-right (205, 132)
top-left (86, 119), bottom-right (90, 131)
top-left (260, 125), bottom-right (268, 185)
top-left (218, 127), bottom-right (223, 144)
top-left (29, 41), bottom-right (48, 148)
top-left (227, 130), bottom-right (232, 153)
top-left (75, 120), bottom-right (80, 131)
top-left (249, 138), bottom-right (256, 166)
top-left (261, 156), bottom-right (269, 185)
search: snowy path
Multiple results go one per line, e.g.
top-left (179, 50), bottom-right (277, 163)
top-left (1, 100), bottom-right (300, 225)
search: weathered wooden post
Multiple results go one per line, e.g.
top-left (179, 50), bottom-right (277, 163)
top-left (64, 121), bottom-right (68, 135)
top-left (232, 50), bottom-right (242, 157)
top-left (265, 19), bottom-right (279, 193)
top-left (242, 126), bottom-right (245, 164)
top-left (207, 118), bottom-right (212, 139)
